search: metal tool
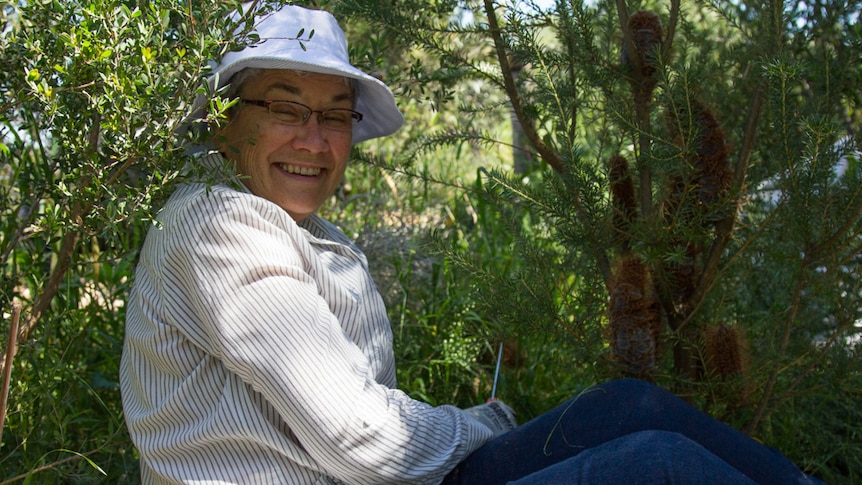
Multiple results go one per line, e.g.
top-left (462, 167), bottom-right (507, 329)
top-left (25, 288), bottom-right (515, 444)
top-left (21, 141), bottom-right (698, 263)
top-left (490, 342), bottom-right (503, 401)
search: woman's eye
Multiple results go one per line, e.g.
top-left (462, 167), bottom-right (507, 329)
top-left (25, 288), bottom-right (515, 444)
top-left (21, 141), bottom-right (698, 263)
top-left (324, 112), bottom-right (352, 127)
top-left (270, 103), bottom-right (306, 121)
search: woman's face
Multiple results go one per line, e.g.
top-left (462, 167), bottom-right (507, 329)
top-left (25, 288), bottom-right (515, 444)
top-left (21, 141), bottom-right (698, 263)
top-left (216, 70), bottom-right (355, 222)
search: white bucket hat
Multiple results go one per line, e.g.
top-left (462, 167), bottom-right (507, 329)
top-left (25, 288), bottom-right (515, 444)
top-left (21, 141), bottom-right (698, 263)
top-left (187, 3), bottom-right (403, 144)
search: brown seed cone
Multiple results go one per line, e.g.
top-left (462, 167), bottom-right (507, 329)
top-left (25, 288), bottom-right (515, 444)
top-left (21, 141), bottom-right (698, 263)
top-left (622, 11), bottom-right (663, 105)
top-left (664, 100), bottom-right (733, 222)
top-left (608, 255), bottom-right (661, 379)
top-left (665, 241), bottom-right (700, 307)
top-left (609, 154), bottom-right (637, 250)
top-left (701, 323), bottom-right (751, 406)
top-left (702, 324), bottom-right (747, 378)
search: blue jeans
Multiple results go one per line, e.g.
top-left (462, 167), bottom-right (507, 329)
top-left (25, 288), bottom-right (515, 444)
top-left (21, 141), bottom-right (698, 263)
top-left (443, 379), bottom-right (819, 485)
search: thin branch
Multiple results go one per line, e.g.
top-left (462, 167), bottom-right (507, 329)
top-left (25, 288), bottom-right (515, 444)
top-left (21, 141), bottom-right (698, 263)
top-left (677, 198), bottom-right (785, 333)
top-left (0, 115), bottom-right (104, 377)
top-left (807, 191), bottom-right (862, 262)
top-left (744, 268), bottom-right (807, 434)
top-left (0, 81), bottom-right (97, 119)
top-left (781, 327), bottom-right (845, 399)
top-left (0, 304), bottom-right (21, 445)
top-left (0, 448), bottom-right (103, 485)
top-left (483, 0), bottom-right (565, 173)
top-left (615, 0), bottom-right (637, 74)
top-left (663, 0), bottom-right (680, 60)
top-left (0, 195), bottom-right (40, 269)
top-left (19, 229), bottom-right (80, 340)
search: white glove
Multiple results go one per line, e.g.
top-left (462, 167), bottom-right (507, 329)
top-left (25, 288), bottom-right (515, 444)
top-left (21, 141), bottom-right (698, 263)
top-left (463, 400), bottom-right (517, 437)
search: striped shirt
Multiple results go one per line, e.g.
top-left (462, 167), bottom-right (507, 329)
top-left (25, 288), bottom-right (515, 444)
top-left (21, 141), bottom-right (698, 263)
top-left (120, 153), bottom-right (493, 484)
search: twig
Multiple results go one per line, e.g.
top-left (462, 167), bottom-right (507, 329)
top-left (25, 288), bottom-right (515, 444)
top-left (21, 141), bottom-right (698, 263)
top-left (7, 231), bottom-right (82, 361)
top-left (479, 4), bottom-right (612, 285)
top-left (614, 0), bottom-right (636, 73)
top-left (482, 0), bottom-right (565, 173)
top-left (0, 304), bottom-right (21, 445)
top-left (663, 0), bottom-right (680, 60)
top-left (0, 113), bottom-right (99, 379)
top-left (0, 448), bottom-right (102, 485)
top-left (744, 270), bottom-right (808, 434)
top-left (613, 0), bottom-right (656, 217)
top-left (806, 191), bottom-right (862, 262)
top-left (4, 112), bottom-right (92, 365)
top-left (676, 199), bottom-right (785, 333)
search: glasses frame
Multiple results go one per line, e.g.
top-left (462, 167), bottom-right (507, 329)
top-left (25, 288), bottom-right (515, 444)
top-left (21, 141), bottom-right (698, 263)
top-left (241, 99), bottom-right (363, 132)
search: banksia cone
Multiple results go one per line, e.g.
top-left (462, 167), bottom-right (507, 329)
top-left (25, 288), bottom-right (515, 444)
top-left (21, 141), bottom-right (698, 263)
top-left (702, 324), bottom-right (747, 378)
top-left (609, 154), bottom-right (637, 250)
top-left (665, 242), bottom-right (699, 306)
top-left (608, 255), bottom-right (661, 379)
top-left (622, 11), bottom-right (663, 107)
top-left (665, 100), bottom-right (733, 222)
top-left (702, 323), bottom-right (751, 406)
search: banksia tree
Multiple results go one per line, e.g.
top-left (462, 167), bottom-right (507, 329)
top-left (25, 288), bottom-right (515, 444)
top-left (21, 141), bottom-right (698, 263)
top-left (342, 0), bottom-right (859, 480)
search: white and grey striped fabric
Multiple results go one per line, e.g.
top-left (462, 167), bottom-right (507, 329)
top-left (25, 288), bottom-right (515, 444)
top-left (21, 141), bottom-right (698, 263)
top-left (120, 153), bottom-right (493, 484)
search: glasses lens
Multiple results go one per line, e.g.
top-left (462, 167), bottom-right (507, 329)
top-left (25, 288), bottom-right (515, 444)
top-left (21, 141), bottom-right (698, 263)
top-left (269, 102), bottom-right (309, 124)
top-left (265, 101), bottom-right (359, 132)
top-left (321, 110), bottom-right (357, 131)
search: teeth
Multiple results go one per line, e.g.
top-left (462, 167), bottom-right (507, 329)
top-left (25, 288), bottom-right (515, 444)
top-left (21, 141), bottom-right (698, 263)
top-left (279, 163), bottom-right (321, 176)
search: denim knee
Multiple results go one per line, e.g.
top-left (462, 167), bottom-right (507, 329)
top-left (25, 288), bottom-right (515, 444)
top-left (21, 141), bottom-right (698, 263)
top-left (599, 377), bottom-right (661, 396)
top-left (598, 378), bottom-right (671, 414)
top-left (507, 430), bottom-right (759, 485)
top-left (615, 429), bottom-right (688, 451)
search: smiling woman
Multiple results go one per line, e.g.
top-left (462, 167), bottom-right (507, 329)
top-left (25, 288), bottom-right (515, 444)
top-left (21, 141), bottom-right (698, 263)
top-left (119, 6), bottom-right (510, 484)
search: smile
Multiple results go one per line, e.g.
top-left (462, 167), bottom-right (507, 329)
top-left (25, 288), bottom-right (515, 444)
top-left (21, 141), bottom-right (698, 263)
top-left (279, 163), bottom-right (322, 176)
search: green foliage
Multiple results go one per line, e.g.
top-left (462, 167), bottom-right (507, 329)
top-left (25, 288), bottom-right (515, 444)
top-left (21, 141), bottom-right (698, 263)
top-left (2, 248), bottom-right (139, 483)
top-left (339, 0), bottom-right (862, 482)
top-left (1, 0), bottom-right (249, 481)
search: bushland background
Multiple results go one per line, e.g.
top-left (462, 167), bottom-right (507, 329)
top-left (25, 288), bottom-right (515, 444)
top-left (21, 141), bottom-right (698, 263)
top-left (1, 0), bottom-right (860, 482)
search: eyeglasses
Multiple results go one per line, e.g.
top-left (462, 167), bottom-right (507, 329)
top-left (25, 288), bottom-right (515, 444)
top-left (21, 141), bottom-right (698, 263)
top-left (241, 99), bottom-right (363, 132)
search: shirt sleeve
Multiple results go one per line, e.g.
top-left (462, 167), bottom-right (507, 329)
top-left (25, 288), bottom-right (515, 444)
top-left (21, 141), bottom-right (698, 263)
top-left (158, 187), bottom-right (492, 484)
